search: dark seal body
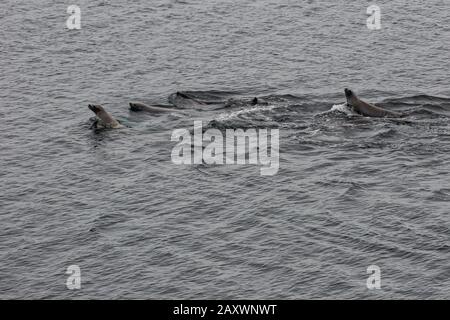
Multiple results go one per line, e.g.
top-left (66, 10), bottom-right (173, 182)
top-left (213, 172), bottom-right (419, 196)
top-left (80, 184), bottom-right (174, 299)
top-left (345, 88), bottom-right (402, 118)
top-left (88, 104), bottom-right (123, 129)
top-left (129, 102), bottom-right (173, 113)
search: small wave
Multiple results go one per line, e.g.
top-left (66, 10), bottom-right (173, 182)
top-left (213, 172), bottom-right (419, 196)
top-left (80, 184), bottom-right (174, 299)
top-left (90, 212), bottom-right (128, 232)
top-left (406, 108), bottom-right (446, 118)
top-left (427, 189), bottom-right (450, 202)
top-left (384, 94), bottom-right (450, 104)
top-left (370, 128), bottom-right (400, 139)
top-left (379, 95), bottom-right (450, 115)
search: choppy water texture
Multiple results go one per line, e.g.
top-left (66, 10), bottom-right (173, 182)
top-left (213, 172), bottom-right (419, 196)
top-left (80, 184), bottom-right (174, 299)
top-left (1, 0), bottom-right (449, 299)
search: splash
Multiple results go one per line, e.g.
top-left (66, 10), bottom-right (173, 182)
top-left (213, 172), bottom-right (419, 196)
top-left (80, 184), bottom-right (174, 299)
top-left (330, 102), bottom-right (355, 116)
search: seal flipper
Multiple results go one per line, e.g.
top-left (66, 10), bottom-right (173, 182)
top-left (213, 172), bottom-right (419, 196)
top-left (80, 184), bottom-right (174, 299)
top-left (90, 118), bottom-right (99, 129)
top-left (176, 92), bottom-right (193, 100)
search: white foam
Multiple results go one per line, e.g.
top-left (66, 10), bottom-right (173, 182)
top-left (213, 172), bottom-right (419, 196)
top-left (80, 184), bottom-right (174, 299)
top-left (216, 104), bottom-right (277, 121)
top-left (331, 102), bottom-right (354, 116)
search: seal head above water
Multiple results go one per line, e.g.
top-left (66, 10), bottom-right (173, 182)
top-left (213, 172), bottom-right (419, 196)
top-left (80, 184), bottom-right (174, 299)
top-left (250, 97), bottom-right (269, 106)
top-left (88, 104), bottom-right (123, 129)
top-left (344, 88), bottom-right (402, 118)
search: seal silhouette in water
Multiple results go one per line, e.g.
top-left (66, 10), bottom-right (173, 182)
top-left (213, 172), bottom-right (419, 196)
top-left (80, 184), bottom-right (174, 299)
top-left (344, 88), bottom-right (402, 118)
top-left (168, 91), bottom-right (206, 108)
top-left (129, 102), bottom-right (173, 113)
top-left (88, 104), bottom-right (123, 129)
top-left (250, 97), bottom-right (269, 106)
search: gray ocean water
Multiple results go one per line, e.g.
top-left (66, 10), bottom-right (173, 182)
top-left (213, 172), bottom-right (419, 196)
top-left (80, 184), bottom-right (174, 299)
top-left (1, 0), bottom-right (449, 299)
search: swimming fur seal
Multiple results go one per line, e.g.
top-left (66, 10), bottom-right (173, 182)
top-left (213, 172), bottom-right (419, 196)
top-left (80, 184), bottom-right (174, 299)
top-left (129, 102), bottom-right (173, 113)
top-left (168, 91), bottom-right (206, 108)
top-left (88, 104), bottom-right (123, 129)
top-left (344, 88), bottom-right (402, 118)
top-left (222, 97), bottom-right (269, 109)
top-left (250, 97), bottom-right (269, 106)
